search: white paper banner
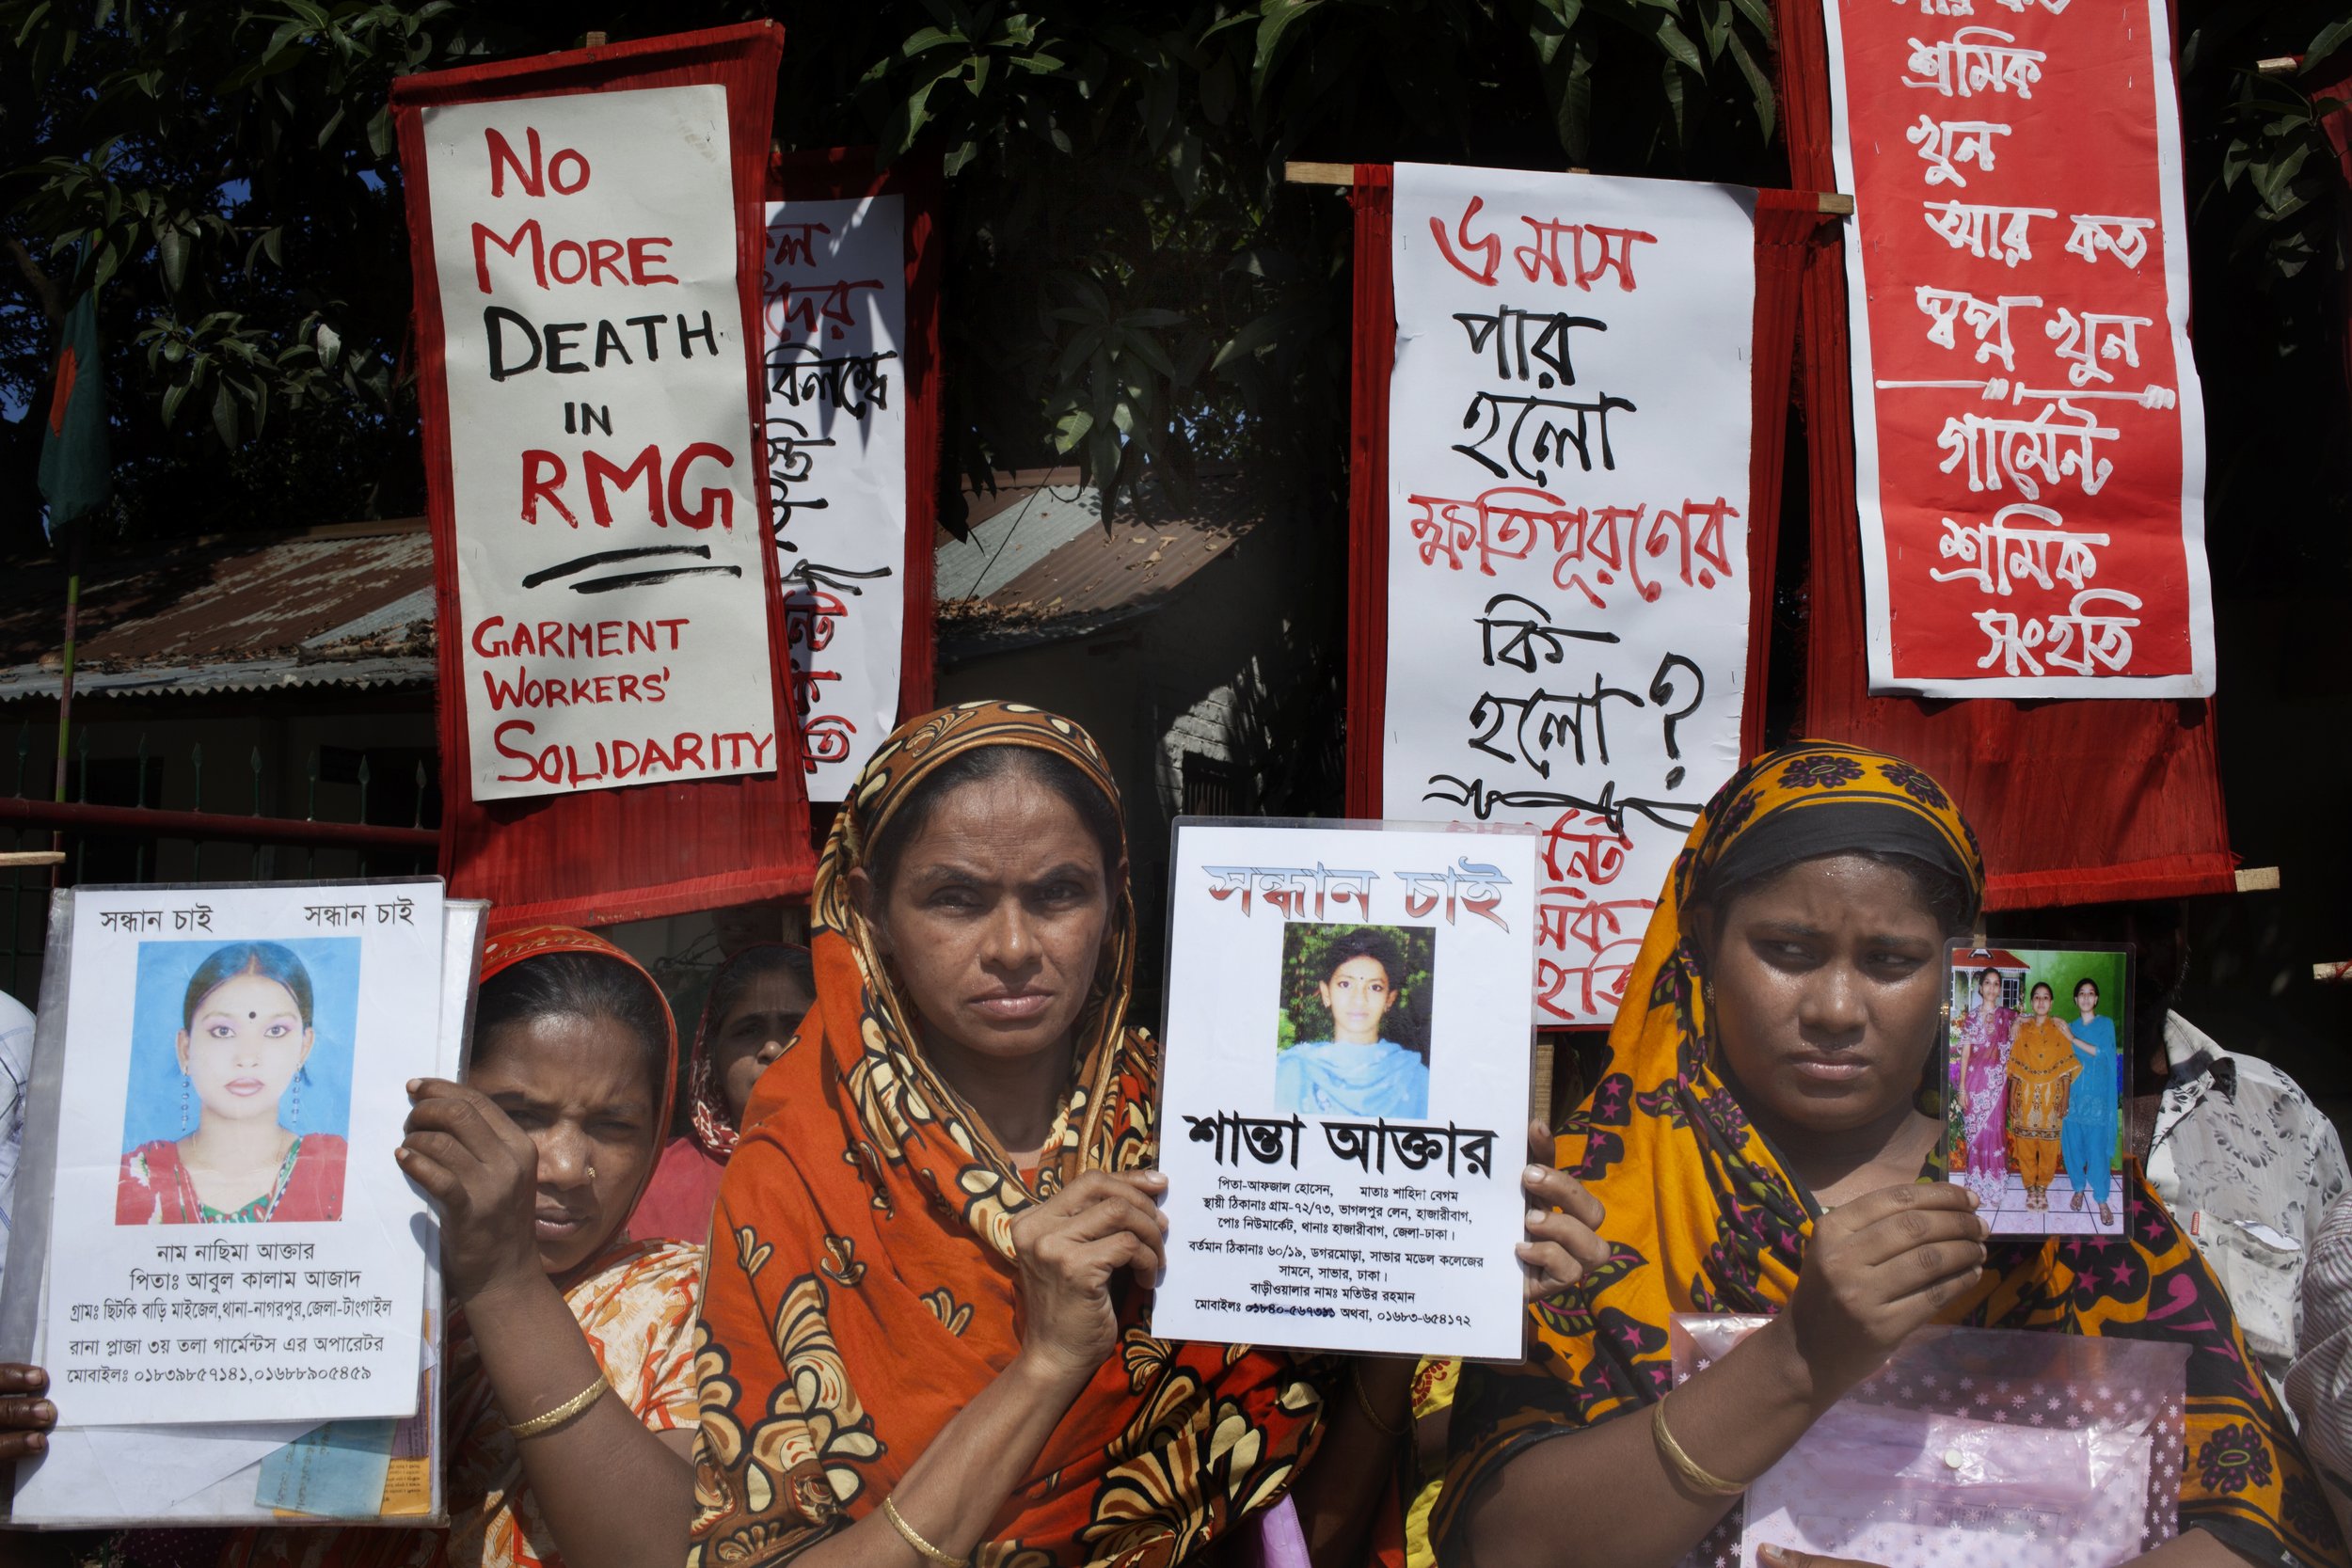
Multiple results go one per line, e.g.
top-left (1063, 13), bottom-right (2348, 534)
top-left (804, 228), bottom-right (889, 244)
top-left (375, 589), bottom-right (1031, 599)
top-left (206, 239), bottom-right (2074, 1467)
top-left (421, 87), bottom-right (781, 801)
top-left (762, 196), bottom-right (909, 800)
top-left (1384, 163), bottom-right (1756, 1027)
top-left (40, 884), bottom-right (444, 1425)
top-left (1153, 820), bottom-right (1537, 1362)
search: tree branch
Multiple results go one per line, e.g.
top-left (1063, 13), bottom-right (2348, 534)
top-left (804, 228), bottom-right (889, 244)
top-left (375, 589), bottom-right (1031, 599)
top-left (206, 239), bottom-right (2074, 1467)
top-left (6, 235), bottom-right (66, 325)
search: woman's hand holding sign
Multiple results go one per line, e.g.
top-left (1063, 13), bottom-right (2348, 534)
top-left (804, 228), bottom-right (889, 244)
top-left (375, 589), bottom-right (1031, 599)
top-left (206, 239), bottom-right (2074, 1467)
top-left (1007, 1169), bottom-right (1171, 1393)
top-left (1520, 1119), bottom-right (1609, 1302)
top-left (397, 1077), bottom-right (545, 1305)
top-left (0, 1363), bottom-right (55, 1460)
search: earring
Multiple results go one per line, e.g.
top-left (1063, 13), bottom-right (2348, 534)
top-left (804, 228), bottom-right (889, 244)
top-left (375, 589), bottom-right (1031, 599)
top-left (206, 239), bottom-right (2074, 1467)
top-left (586, 1163), bottom-right (598, 1182)
top-left (180, 1071), bottom-right (193, 1135)
top-left (289, 1066), bottom-right (305, 1123)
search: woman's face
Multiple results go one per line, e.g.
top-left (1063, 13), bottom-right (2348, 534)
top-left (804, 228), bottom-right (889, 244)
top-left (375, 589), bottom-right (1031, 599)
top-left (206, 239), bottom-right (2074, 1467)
top-left (2030, 986), bottom-right (2054, 1018)
top-left (1319, 955), bottom-right (1395, 1045)
top-left (852, 772), bottom-right (1113, 1073)
top-left (1699, 854), bottom-right (1947, 1139)
top-left (177, 974), bottom-right (313, 1129)
top-left (471, 1013), bottom-right (660, 1277)
top-left (1978, 972), bottom-right (2002, 1006)
top-left (709, 969), bottom-right (816, 1120)
top-left (2074, 982), bottom-right (2099, 1016)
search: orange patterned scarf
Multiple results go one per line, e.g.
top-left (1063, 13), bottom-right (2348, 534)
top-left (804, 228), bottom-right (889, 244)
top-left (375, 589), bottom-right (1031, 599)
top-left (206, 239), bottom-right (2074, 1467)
top-left (690, 702), bottom-right (1328, 1568)
top-left (1434, 741), bottom-right (2349, 1568)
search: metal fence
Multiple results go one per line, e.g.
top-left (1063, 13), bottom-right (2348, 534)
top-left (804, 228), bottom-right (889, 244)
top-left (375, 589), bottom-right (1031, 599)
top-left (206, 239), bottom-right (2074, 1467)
top-left (3, 721), bottom-right (441, 996)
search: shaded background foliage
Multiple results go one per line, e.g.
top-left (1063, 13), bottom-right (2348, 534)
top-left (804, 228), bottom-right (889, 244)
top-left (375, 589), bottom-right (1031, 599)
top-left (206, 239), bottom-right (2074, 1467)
top-left (0, 0), bottom-right (1785, 555)
top-left (2, 0), bottom-right (2337, 582)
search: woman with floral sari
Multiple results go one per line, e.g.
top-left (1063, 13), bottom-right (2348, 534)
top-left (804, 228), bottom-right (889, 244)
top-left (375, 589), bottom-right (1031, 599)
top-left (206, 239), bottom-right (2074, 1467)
top-left (690, 701), bottom-right (1606, 1568)
top-left (223, 925), bottom-right (704, 1568)
top-left (1435, 741), bottom-right (2348, 1568)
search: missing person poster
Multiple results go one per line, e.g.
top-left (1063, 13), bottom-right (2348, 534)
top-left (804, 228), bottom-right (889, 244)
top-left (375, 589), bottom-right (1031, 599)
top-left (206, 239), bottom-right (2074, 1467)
top-left (1153, 819), bottom-right (1539, 1361)
top-left (1946, 941), bottom-right (2132, 1240)
top-left (27, 882), bottom-right (447, 1426)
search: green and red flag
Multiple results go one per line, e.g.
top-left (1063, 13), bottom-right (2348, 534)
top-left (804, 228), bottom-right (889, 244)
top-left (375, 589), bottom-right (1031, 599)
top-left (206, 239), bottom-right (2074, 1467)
top-left (37, 289), bottom-right (110, 542)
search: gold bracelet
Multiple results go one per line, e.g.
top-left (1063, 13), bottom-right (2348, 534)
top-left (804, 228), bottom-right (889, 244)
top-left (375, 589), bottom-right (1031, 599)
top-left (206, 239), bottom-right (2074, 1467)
top-left (507, 1371), bottom-right (610, 1440)
top-left (882, 1496), bottom-right (971, 1568)
top-left (1650, 1393), bottom-right (1748, 1497)
top-left (1350, 1363), bottom-right (1406, 1438)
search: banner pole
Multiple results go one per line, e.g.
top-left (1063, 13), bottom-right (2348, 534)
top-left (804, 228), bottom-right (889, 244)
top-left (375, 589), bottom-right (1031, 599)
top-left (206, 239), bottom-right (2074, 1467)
top-left (48, 530), bottom-right (83, 890)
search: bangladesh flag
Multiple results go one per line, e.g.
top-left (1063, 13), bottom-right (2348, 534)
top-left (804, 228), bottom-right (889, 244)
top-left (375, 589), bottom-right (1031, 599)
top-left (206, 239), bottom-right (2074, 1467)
top-left (37, 289), bottom-right (110, 543)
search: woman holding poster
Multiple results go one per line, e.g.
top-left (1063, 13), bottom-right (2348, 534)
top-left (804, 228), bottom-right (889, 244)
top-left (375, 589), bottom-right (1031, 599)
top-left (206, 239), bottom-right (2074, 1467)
top-left (1432, 742), bottom-right (2343, 1568)
top-left (116, 942), bottom-right (347, 1225)
top-left (690, 703), bottom-right (1605, 1568)
top-left (224, 925), bottom-right (703, 1568)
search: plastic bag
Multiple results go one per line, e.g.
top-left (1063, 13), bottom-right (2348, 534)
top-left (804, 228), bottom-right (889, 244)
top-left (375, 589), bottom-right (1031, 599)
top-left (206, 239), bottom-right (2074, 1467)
top-left (1670, 1316), bottom-right (2188, 1568)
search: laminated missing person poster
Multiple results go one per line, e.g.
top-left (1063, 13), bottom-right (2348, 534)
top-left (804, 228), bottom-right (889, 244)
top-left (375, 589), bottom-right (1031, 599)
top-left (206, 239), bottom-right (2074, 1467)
top-left (2, 880), bottom-right (483, 1527)
top-left (1945, 941), bottom-right (2133, 1240)
top-left (1153, 819), bottom-right (1539, 1362)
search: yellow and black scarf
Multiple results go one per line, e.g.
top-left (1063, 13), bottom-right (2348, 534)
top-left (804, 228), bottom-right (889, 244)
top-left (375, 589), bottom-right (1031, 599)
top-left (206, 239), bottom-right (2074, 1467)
top-left (1434, 741), bottom-right (2347, 1568)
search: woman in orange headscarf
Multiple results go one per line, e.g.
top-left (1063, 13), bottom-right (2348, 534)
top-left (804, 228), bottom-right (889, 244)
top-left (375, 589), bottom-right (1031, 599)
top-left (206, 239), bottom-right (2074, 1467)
top-left (224, 926), bottom-right (702, 1568)
top-left (1434, 742), bottom-right (2347, 1568)
top-left (690, 702), bottom-right (1604, 1568)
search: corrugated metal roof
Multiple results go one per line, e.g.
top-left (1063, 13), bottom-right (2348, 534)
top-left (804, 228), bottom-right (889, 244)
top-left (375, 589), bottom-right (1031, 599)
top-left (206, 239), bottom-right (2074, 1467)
top-left (0, 522), bottom-right (436, 701)
top-left (937, 472), bottom-right (1260, 661)
top-left (0, 655), bottom-right (437, 702)
top-left (932, 476), bottom-right (1104, 600)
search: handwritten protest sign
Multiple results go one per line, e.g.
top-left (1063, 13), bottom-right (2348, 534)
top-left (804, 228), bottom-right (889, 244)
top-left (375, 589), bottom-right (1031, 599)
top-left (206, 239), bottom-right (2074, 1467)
top-left (1823, 0), bottom-right (2215, 695)
top-left (762, 195), bottom-right (908, 798)
top-left (1154, 820), bottom-right (1537, 1361)
top-left (29, 882), bottom-right (446, 1426)
top-left (415, 84), bottom-right (782, 800)
top-left (1383, 164), bottom-right (1755, 1027)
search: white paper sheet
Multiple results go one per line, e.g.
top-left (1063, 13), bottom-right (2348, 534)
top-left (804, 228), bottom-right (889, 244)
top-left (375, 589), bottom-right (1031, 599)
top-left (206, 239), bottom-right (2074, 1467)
top-left (762, 196), bottom-right (909, 801)
top-left (420, 86), bottom-right (782, 800)
top-left (38, 884), bottom-right (444, 1424)
top-left (1383, 163), bottom-right (1756, 1027)
top-left (1152, 820), bottom-right (1537, 1361)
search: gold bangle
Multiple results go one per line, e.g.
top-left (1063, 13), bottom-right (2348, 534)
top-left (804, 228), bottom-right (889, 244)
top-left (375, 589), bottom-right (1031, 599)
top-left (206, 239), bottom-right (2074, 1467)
top-left (507, 1371), bottom-right (610, 1440)
top-left (1650, 1393), bottom-right (1748, 1497)
top-left (882, 1496), bottom-right (971, 1568)
top-left (1350, 1363), bottom-right (1406, 1438)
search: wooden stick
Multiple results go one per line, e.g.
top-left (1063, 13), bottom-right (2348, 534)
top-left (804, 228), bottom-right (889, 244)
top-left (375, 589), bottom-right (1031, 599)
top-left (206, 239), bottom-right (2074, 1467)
top-left (1279, 161), bottom-right (1856, 215)
top-left (2313, 961), bottom-right (2352, 984)
top-left (0, 849), bottom-right (67, 867)
top-left (2234, 866), bottom-right (2280, 893)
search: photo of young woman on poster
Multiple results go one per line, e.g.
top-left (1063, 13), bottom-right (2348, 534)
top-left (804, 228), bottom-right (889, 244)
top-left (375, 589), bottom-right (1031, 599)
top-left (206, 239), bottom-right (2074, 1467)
top-left (1951, 966), bottom-right (2017, 1206)
top-left (116, 940), bottom-right (355, 1225)
top-left (2061, 976), bottom-right (2121, 1226)
top-left (1273, 924), bottom-right (1434, 1120)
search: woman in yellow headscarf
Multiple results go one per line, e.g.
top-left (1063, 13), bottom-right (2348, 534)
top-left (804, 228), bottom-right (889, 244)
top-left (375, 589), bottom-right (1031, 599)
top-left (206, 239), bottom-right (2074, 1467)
top-left (2006, 979), bottom-right (2083, 1212)
top-left (1433, 741), bottom-right (2347, 1568)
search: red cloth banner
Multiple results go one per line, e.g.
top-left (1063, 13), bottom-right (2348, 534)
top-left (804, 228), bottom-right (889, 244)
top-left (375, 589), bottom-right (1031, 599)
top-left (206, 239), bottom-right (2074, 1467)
top-left (393, 23), bottom-right (817, 928)
top-left (764, 149), bottom-right (942, 800)
top-left (1823, 0), bottom-right (2215, 697)
top-left (1780, 0), bottom-right (2238, 908)
top-left (1346, 166), bottom-right (1819, 1025)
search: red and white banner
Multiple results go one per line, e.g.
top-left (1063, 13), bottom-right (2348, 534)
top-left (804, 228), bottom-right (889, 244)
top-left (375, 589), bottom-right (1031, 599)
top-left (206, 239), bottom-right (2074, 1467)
top-left (1824, 0), bottom-right (2216, 697)
top-left (394, 24), bottom-right (817, 927)
top-left (764, 150), bottom-right (940, 800)
top-left (1376, 164), bottom-right (1758, 1027)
